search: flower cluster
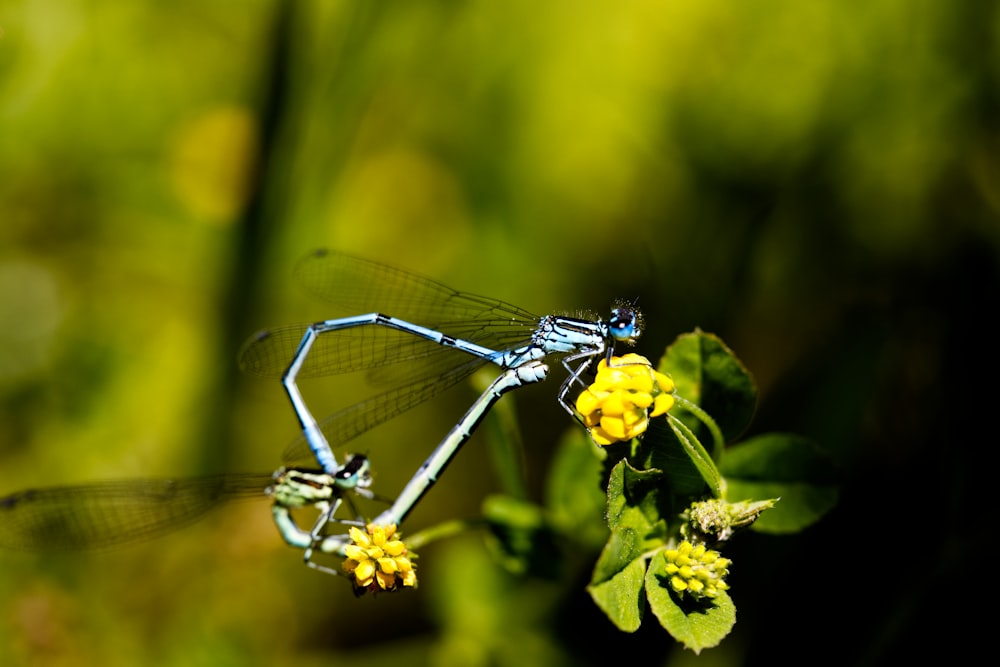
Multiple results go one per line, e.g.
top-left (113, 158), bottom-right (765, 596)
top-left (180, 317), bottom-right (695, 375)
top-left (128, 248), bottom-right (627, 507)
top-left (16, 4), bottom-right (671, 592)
top-left (575, 353), bottom-right (675, 445)
top-left (663, 540), bottom-right (730, 600)
top-left (343, 523), bottom-right (417, 594)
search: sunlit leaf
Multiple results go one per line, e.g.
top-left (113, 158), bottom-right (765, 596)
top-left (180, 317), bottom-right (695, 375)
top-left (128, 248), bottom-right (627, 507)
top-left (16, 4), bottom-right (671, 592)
top-left (590, 524), bottom-right (643, 584)
top-left (658, 330), bottom-right (758, 448)
top-left (587, 536), bottom-right (647, 633)
top-left (667, 415), bottom-right (722, 497)
top-left (646, 550), bottom-right (736, 653)
top-left (605, 460), bottom-right (669, 543)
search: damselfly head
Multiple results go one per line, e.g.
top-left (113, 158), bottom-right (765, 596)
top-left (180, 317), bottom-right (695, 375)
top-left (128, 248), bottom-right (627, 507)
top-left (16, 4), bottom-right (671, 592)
top-left (336, 454), bottom-right (373, 489)
top-left (608, 300), bottom-right (643, 345)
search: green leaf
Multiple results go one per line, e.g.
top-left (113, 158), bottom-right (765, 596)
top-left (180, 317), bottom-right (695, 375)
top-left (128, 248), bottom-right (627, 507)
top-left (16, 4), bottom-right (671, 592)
top-left (659, 330), bottom-right (758, 449)
top-left (645, 550), bottom-right (736, 653)
top-left (587, 536), bottom-right (647, 633)
top-left (605, 460), bottom-right (669, 543)
top-left (723, 481), bottom-right (836, 533)
top-left (719, 433), bottom-right (839, 533)
top-left (667, 414), bottom-right (722, 497)
top-left (637, 419), bottom-right (713, 497)
top-left (590, 525), bottom-right (643, 584)
top-left (545, 429), bottom-right (609, 548)
top-left (482, 495), bottom-right (561, 577)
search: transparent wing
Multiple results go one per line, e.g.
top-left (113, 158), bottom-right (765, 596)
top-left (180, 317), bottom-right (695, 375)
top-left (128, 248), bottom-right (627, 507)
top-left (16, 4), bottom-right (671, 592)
top-left (293, 248), bottom-right (539, 326)
top-left (240, 249), bottom-right (550, 465)
top-left (239, 320), bottom-right (533, 380)
top-left (0, 474), bottom-right (273, 551)
top-left (281, 355), bottom-right (489, 464)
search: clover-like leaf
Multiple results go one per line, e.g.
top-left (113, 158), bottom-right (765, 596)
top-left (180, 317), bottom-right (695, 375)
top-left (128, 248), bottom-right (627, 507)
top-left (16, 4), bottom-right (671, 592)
top-left (646, 550), bottom-right (736, 653)
top-left (587, 526), bottom-right (647, 633)
top-left (637, 418), bottom-right (714, 498)
top-left (658, 330), bottom-right (757, 451)
top-left (605, 460), bottom-right (670, 542)
top-left (719, 433), bottom-right (838, 533)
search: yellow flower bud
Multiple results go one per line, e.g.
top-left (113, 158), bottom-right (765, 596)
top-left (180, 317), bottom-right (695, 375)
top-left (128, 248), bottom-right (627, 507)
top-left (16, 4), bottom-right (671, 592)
top-left (342, 524), bottom-right (418, 594)
top-left (661, 540), bottom-right (731, 600)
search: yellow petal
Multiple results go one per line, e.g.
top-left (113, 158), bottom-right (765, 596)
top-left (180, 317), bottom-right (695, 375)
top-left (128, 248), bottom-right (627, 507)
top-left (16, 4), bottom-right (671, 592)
top-left (588, 374), bottom-right (616, 390)
top-left (625, 406), bottom-right (647, 427)
top-left (589, 427), bottom-right (617, 446)
top-left (620, 373), bottom-right (653, 393)
top-left (353, 560), bottom-right (375, 586)
top-left (375, 570), bottom-right (396, 590)
top-left (348, 526), bottom-right (370, 546)
top-left (651, 393), bottom-right (674, 417)
top-left (343, 545), bottom-right (367, 561)
top-left (600, 391), bottom-right (627, 417)
top-left (654, 371), bottom-right (675, 392)
top-left (575, 390), bottom-right (603, 415)
top-left (377, 557), bottom-right (398, 574)
top-left (629, 391), bottom-right (654, 409)
top-left (600, 415), bottom-right (628, 440)
top-left (384, 540), bottom-right (406, 557)
top-left (625, 418), bottom-right (648, 439)
top-left (618, 352), bottom-right (649, 366)
top-left (600, 367), bottom-right (630, 386)
top-left (369, 525), bottom-right (387, 546)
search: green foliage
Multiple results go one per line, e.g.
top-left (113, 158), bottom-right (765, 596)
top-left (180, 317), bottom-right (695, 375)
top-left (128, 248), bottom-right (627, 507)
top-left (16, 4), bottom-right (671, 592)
top-left (659, 330), bottom-right (757, 449)
top-left (720, 433), bottom-right (839, 533)
top-left (646, 551), bottom-right (736, 655)
top-left (587, 539), bottom-right (647, 633)
top-left (481, 494), bottom-right (561, 578)
top-left (480, 330), bottom-right (837, 652)
top-left (543, 428), bottom-right (608, 549)
top-left (0, 1), bottom-right (984, 662)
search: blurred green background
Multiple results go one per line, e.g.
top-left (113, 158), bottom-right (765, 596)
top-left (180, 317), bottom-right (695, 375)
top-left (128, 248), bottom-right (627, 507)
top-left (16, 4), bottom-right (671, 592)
top-left (1, 1), bottom-right (996, 665)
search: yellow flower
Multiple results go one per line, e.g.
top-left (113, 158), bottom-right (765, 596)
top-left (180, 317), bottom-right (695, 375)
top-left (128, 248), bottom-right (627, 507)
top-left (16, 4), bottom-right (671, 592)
top-left (342, 524), bottom-right (417, 594)
top-left (663, 540), bottom-right (730, 600)
top-left (575, 353), bottom-right (675, 445)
